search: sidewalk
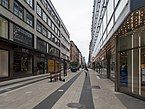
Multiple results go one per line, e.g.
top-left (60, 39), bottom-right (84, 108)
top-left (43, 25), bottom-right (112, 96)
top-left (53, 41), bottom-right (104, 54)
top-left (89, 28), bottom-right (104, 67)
top-left (89, 69), bottom-right (145, 109)
top-left (0, 69), bottom-right (145, 109)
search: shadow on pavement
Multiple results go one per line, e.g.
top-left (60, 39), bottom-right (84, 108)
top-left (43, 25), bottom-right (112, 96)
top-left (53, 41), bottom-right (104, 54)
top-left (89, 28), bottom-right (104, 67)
top-left (115, 93), bottom-right (145, 109)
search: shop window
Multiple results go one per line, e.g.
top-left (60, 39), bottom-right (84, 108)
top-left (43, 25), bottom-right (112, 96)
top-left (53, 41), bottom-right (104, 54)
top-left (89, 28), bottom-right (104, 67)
top-left (13, 52), bottom-right (32, 76)
top-left (0, 17), bottom-right (8, 39)
top-left (13, 0), bottom-right (24, 19)
top-left (141, 48), bottom-right (145, 96)
top-left (1, 0), bottom-right (9, 8)
top-left (140, 28), bottom-right (145, 46)
top-left (119, 51), bottom-right (132, 92)
top-left (25, 0), bottom-right (33, 8)
top-left (110, 54), bottom-right (115, 80)
top-left (118, 34), bottom-right (132, 51)
top-left (26, 11), bottom-right (34, 27)
top-left (0, 50), bottom-right (8, 77)
top-left (37, 4), bottom-right (42, 17)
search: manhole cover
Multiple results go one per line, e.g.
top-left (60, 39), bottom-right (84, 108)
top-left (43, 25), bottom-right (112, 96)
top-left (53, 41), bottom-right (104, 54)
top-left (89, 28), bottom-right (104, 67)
top-left (92, 85), bottom-right (101, 89)
top-left (67, 103), bottom-right (86, 108)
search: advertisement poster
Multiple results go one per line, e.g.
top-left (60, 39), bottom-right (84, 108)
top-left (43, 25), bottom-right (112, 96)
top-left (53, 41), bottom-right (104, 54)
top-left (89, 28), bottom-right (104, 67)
top-left (120, 64), bottom-right (128, 86)
top-left (48, 59), bottom-right (55, 73)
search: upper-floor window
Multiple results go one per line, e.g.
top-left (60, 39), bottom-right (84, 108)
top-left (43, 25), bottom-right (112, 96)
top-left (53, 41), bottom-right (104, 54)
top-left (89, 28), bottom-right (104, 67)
top-left (47, 18), bottom-right (51, 27)
top-left (48, 30), bottom-right (51, 39)
top-left (26, 11), bottom-right (34, 27)
top-left (13, 0), bottom-right (24, 19)
top-left (43, 11), bottom-right (47, 22)
top-left (13, 24), bottom-right (33, 47)
top-left (42, 27), bottom-right (47, 36)
top-left (37, 21), bottom-right (42, 33)
top-left (1, 0), bottom-right (9, 8)
top-left (37, 4), bottom-right (42, 17)
top-left (25, 0), bottom-right (33, 8)
top-left (41, 0), bottom-right (47, 8)
top-left (0, 17), bottom-right (8, 39)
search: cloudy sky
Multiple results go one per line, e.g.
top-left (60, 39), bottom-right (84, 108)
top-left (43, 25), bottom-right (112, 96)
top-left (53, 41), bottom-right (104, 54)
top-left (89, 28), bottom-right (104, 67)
top-left (51, 0), bottom-right (93, 63)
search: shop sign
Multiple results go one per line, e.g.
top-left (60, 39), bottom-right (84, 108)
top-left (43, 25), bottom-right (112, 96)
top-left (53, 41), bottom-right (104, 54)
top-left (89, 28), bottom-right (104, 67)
top-left (48, 59), bottom-right (55, 73)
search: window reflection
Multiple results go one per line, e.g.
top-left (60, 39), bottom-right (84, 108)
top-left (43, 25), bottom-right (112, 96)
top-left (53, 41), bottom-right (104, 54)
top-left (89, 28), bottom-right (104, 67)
top-left (0, 17), bottom-right (8, 39)
top-left (0, 50), bottom-right (8, 77)
top-left (141, 48), bottom-right (145, 96)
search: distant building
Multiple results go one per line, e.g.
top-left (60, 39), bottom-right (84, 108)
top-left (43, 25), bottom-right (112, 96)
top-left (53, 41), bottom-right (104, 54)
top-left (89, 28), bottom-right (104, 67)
top-left (70, 41), bottom-right (82, 67)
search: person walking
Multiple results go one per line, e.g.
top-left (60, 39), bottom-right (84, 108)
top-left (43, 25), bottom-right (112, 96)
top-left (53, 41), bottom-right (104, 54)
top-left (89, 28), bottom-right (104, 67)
top-left (84, 66), bottom-right (88, 77)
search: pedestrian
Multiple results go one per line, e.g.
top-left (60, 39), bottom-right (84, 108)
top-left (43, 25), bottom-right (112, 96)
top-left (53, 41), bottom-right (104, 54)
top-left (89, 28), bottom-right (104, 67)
top-left (84, 66), bottom-right (88, 77)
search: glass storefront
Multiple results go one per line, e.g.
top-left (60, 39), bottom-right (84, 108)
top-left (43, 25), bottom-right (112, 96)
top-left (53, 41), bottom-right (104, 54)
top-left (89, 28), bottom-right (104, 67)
top-left (110, 54), bottom-right (115, 80)
top-left (13, 52), bottom-right (32, 77)
top-left (0, 49), bottom-right (8, 77)
top-left (36, 56), bottom-right (47, 74)
top-left (118, 27), bottom-right (145, 98)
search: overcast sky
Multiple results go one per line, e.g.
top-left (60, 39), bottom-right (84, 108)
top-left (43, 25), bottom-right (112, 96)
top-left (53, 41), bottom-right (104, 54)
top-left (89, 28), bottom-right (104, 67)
top-left (51, 0), bottom-right (93, 63)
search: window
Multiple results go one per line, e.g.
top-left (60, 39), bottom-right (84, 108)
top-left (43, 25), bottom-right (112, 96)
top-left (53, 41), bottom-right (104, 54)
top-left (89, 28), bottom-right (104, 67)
top-left (55, 27), bottom-right (58, 34)
top-left (1, 0), bottom-right (9, 8)
top-left (107, 0), bottom-right (113, 24)
top-left (42, 27), bottom-right (47, 36)
top-left (52, 23), bottom-right (55, 30)
top-left (51, 34), bottom-right (55, 42)
top-left (37, 38), bottom-right (47, 52)
top-left (48, 31), bottom-right (51, 39)
top-left (37, 4), bottom-right (42, 17)
top-left (48, 45), bottom-right (55, 55)
top-left (13, 1), bottom-right (24, 19)
top-left (57, 30), bottom-right (60, 36)
top-left (43, 11), bottom-right (47, 22)
top-left (13, 24), bottom-right (33, 47)
top-left (0, 49), bottom-right (8, 77)
top-left (26, 11), bottom-right (34, 27)
top-left (37, 21), bottom-right (42, 33)
top-left (115, 0), bottom-right (128, 21)
top-left (47, 18), bottom-right (51, 27)
top-left (0, 17), bottom-right (8, 39)
top-left (25, 0), bottom-right (33, 8)
top-left (41, 0), bottom-right (47, 8)
top-left (55, 49), bottom-right (60, 57)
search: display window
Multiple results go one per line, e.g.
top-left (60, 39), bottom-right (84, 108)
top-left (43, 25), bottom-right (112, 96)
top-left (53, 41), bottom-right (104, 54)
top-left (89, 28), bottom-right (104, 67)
top-left (36, 57), bottom-right (47, 74)
top-left (13, 52), bottom-right (32, 77)
top-left (0, 49), bottom-right (8, 77)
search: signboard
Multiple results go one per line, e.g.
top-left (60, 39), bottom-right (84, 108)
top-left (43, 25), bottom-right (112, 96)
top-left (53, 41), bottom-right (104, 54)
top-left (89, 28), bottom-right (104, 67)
top-left (48, 59), bottom-right (55, 73)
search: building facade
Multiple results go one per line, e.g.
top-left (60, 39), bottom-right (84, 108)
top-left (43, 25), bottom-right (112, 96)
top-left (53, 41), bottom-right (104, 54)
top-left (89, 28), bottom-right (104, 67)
top-left (70, 41), bottom-right (82, 67)
top-left (90, 0), bottom-right (145, 100)
top-left (0, 0), bottom-right (70, 81)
